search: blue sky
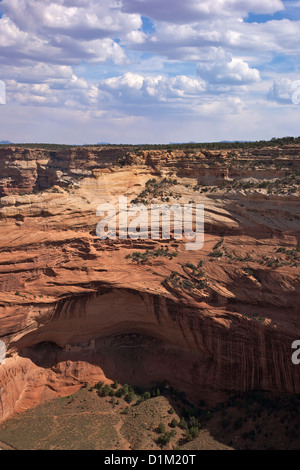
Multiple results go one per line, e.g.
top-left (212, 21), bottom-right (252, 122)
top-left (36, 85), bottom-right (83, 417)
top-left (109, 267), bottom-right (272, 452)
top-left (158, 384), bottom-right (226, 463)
top-left (0, 0), bottom-right (300, 144)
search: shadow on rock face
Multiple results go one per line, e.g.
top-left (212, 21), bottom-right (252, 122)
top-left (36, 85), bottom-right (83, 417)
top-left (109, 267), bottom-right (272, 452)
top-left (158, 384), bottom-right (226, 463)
top-left (19, 341), bottom-right (63, 369)
top-left (18, 334), bottom-right (215, 403)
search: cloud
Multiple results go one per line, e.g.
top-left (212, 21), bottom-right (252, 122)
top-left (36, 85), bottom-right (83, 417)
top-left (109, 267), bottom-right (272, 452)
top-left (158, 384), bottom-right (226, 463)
top-left (0, 1), bottom-right (298, 70)
top-left (0, 20), bottom-right (128, 66)
top-left (4, 64), bottom-right (99, 108)
top-left (0, 0), bottom-right (299, 144)
top-left (135, 17), bottom-right (300, 63)
top-left (0, 15), bottom-right (32, 54)
top-left (99, 72), bottom-right (206, 108)
top-left (267, 78), bottom-right (300, 104)
top-left (1, 0), bottom-right (142, 38)
top-left (1, 63), bottom-right (74, 83)
top-left (197, 48), bottom-right (260, 86)
top-left (0, 1), bottom-right (134, 66)
top-left (121, 0), bottom-right (284, 23)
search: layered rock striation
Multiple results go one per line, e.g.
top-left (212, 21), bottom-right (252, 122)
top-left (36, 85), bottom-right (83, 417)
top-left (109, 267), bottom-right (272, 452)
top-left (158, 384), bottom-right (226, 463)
top-left (0, 144), bottom-right (299, 422)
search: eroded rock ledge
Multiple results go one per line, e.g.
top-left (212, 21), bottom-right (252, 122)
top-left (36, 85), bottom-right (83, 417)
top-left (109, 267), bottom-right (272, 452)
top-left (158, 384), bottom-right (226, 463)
top-left (0, 144), bottom-right (299, 422)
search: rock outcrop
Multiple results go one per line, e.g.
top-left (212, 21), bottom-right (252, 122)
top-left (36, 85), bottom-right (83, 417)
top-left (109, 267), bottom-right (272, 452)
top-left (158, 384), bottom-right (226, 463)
top-left (0, 144), bottom-right (299, 422)
top-left (0, 146), bottom-right (128, 196)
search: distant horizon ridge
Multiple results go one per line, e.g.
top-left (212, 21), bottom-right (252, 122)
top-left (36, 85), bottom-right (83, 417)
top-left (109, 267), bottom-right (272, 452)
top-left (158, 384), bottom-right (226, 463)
top-left (0, 136), bottom-right (299, 147)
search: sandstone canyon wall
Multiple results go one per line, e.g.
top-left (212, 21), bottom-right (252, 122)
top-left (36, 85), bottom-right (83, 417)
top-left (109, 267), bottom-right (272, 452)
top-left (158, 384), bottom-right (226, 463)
top-left (0, 144), bottom-right (299, 422)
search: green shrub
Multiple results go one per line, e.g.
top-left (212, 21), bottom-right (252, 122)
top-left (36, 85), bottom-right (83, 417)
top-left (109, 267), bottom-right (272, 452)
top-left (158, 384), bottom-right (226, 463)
top-left (186, 427), bottom-right (200, 441)
top-left (158, 423), bottom-right (166, 434)
top-left (142, 391), bottom-right (151, 400)
top-left (170, 418), bottom-right (179, 428)
top-left (157, 431), bottom-right (174, 446)
top-left (100, 385), bottom-right (111, 397)
top-left (124, 391), bottom-right (135, 403)
top-left (94, 381), bottom-right (103, 391)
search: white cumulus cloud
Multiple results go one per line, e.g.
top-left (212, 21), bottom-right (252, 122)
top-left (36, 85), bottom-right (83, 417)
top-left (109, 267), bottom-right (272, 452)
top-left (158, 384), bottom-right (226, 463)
top-left (197, 48), bottom-right (261, 86)
top-left (267, 78), bottom-right (300, 104)
top-left (100, 72), bottom-right (206, 105)
top-left (121, 0), bottom-right (284, 23)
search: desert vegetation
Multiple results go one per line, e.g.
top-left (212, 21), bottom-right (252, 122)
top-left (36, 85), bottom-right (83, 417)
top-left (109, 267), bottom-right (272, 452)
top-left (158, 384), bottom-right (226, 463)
top-left (0, 381), bottom-right (299, 450)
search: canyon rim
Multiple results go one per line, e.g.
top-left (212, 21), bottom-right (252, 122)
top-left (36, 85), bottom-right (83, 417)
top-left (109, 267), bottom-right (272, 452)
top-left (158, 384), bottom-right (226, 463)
top-left (0, 143), bottom-right (299, 434)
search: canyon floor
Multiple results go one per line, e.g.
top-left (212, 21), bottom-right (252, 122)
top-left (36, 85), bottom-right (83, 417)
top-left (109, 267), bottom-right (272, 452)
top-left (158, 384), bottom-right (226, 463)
top-left (0, 143), bottom-right (299, 449)
top-left (0, 383), bottom-right (299, 450)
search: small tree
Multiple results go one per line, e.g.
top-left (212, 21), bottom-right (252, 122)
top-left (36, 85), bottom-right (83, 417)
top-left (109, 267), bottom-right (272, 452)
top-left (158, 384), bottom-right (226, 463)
top-left (143, 391), bottom-right (151, 400)
top-left (170, 418), bottom-right (179, 428)
top-left (101, 385), bottom-right (111, 397)
top-left (157, 433), bottom-right (171, 447)
top-left (158, 422), bottom-right (166, 434)
top-left (180, 418), bottom-right (188, 432)
top-left (94, 381), bottom-right (103, 391)
top-left (186, 426), bottom-right (200, 441)
top-left (112, 380), bottom-right (119, 389)
top-left (115, 388), bottom-right (124, 398)
top-left (124, 391), bottom-right (135, 404)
